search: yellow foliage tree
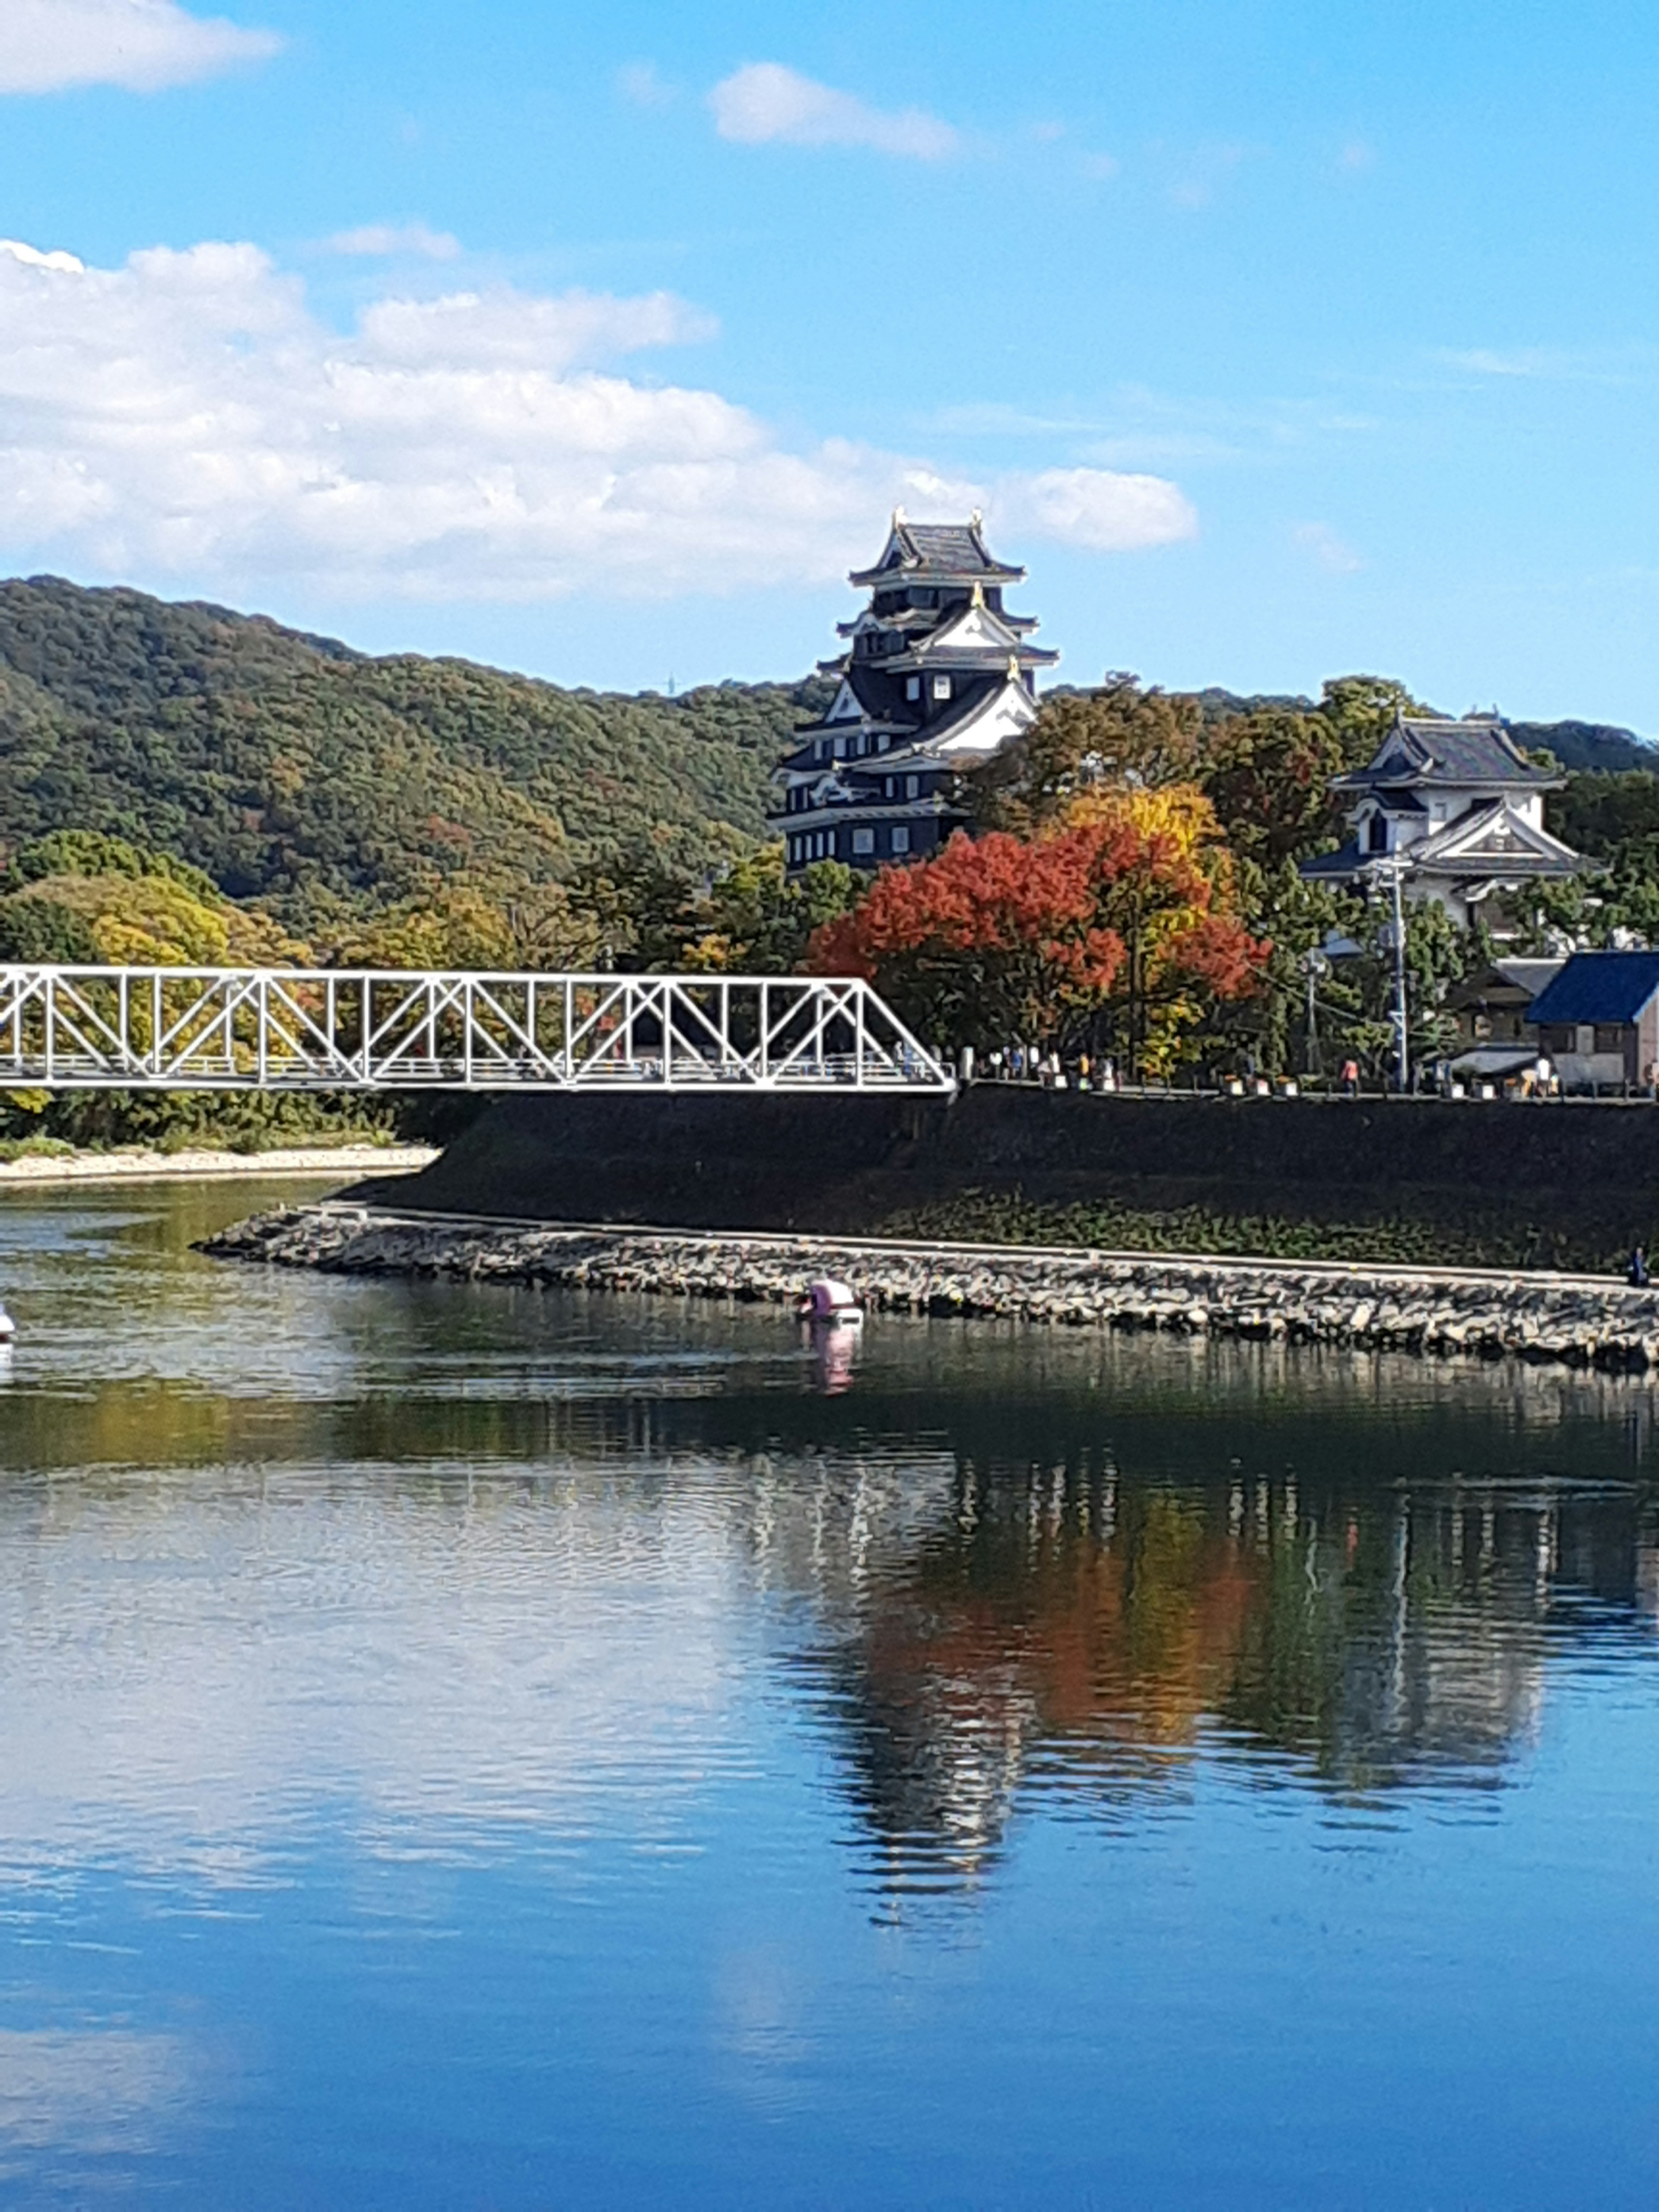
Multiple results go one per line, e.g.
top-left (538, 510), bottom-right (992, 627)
top-left (1051, 782), bottom-right (1255, 1074)
top-left (325, 882), bottom-right (601, 972)
top-left (14, 869), bottom-right (306, 968)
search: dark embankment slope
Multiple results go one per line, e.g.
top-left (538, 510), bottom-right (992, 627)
top-left (346, 1088), bottom-right (1659, 1273)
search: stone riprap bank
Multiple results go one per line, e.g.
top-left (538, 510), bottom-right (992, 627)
top-left (341, 1088), bottom-right (1659, 1274)
top-left (206, 1206), bottom-right (1659, 1373)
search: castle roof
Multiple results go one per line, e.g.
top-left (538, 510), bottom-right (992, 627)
top-left (891, 596), bottom-right (1058, 671)
top-left (849, 512), bottom-right (1023, 588)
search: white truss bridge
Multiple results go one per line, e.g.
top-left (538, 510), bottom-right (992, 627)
top-left (0, 966), bottom-right (954, 1094)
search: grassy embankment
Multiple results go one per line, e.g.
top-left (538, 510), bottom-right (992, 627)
top-left (877, 1189), bottom-right (1612, 1274)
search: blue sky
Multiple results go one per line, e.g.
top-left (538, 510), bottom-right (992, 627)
top-left (2, 2), bottom-right (1658, 725)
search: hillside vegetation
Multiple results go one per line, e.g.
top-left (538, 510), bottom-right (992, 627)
top-left (5, 574), bottom-right (1659, 1154)
top-left (0, 576), bottom-right (826, 931)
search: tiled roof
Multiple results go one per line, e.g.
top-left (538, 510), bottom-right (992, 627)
top-left (1527, 951), bottom-right (1659, 1026)
top-left (850, 515), bottom-right (1023, 586)
top-left (1299, 841), bottom-right (1364, 879)
top-left (1494, 957), bottom-right (1567, 997)
top-left (1338, 715), bottom-right (1556, 792)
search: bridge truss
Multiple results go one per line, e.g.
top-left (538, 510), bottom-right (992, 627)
top-left (0, 967), bottom-right (954, 1094)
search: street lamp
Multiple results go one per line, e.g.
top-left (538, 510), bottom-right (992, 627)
top-left (1301, 947), bottom-right (1329, 1077)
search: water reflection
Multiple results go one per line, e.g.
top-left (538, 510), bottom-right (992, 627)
top-left (6, 1186), bottom-right (1659, 2204)
top-left (715, 1429), bottom-right (1654, 1894)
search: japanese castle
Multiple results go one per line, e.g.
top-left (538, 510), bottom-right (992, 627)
top-left (773, 511), bottom-right (1056, 874)
top-left (1301, 712), bottom-right (1582, 931)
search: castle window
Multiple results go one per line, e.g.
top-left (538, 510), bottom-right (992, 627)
top-left (852, 827), bottom-right (875, 856)
top-left (932, 675), bottom-right (951, 701)
top-left (891, 826), bottom-right (911, 855)
top-left (878, 733), bottom-right (891, 751)
top-left (906, 774), bottom-right (920, 799)
top-left (1366, 812), bottom-right (1389, 853)
top-left (906, 677), bottom-right (920, 700)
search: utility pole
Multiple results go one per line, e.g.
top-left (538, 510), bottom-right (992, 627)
top-left (1386, 861), bottom-right (1410, 1094)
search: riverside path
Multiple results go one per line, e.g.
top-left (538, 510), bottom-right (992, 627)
top-left (0, 967), bottom-right (954, 1095)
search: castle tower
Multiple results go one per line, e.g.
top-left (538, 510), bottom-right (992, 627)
top-left (772, 511), bottom-right (1057, 875)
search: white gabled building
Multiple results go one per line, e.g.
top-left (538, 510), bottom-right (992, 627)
top-left (1301, 712), bottom-right (1582, 931)
top-left (772, 512), bottom-right (1057, 876)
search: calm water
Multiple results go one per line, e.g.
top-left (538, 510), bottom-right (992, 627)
top-left (3, 1185), bottom-right (1659, 2208)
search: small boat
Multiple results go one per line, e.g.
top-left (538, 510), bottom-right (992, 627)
top-left (798, 1276), bottom-right (863, 1325)
top-left (0, 1304), bottom-right (13, 1343)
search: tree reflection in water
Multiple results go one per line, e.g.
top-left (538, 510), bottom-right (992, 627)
top-left (5, 1190), bottom-right (1659, 1915)
top-left (726, 1366), bottom-right (1659, 1897)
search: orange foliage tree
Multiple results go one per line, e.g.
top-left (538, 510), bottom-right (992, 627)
top-left (808, 786), bottom-right (1267, 1072)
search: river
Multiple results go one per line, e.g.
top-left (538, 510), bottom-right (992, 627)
top-left (3, 1180), bottom-right (1659, 2208)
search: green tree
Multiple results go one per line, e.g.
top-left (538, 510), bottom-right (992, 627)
top-left (969, 675), bottom-right (1203, 836)
top-left (1316, 674), bottom-right (1432, 766)
top-left (1199, 709), bottom-right (1351, 868)
top-left (0, 894), bottom-right (101, 963)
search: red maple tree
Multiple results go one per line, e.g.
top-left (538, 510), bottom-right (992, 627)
top-left (807, 809), bottom-right (1266, 1070)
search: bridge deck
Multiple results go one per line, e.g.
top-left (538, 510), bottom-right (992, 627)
top-left (0, 967), bottom-right (954, 1094)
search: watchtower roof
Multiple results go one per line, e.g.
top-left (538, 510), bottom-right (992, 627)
top-left (1335, 712), bottom-right (1559, 794)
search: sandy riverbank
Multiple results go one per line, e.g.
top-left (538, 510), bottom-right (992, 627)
top-left (203, 1204), bottom-right (1659, 1373)
top-left (0, 1143), bottom-right (438, 1188)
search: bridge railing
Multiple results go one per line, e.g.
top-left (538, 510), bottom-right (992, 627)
top-left (0, 967), bottom-right (955, 1094)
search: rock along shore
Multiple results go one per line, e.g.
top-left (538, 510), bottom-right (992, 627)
top-left (203, 1205), bottom-right (1659, 1373)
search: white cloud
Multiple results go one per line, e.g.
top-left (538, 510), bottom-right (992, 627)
top-left (1445, 346), bottom-right (1570, 379)
top-left (325, 223), bottom-right (461, 262)
top-left (617, 59), bottom-right (676, 110)
top-left (0, 237), bottom-right (1195, 602)
top-left (1168, 143), bottom-right (1248, 211)
top-left (709, 62), bottom-right (957, 160)
top-left (994, 466), bottom-right (1198, 553)
top-left (0, 0), bottom-right (280, 94)
top-left (0, 238), bottom-right (85, 273)
top-left (1294, 521), bottom-right (1362, 574)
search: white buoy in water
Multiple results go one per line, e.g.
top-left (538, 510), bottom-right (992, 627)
top-left (798, 1277), bottom-right (862, 1324)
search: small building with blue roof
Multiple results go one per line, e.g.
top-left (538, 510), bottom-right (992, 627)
top-left (1527, 950), bottom-right (1659, 1090)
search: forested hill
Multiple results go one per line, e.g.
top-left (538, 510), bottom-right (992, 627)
top-left (0, 576), bottom-right (827, 928)
top-left (1190, 687), bottom-right (1656, 773)
top-left (4, 575), bottom-right (1654, 942)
